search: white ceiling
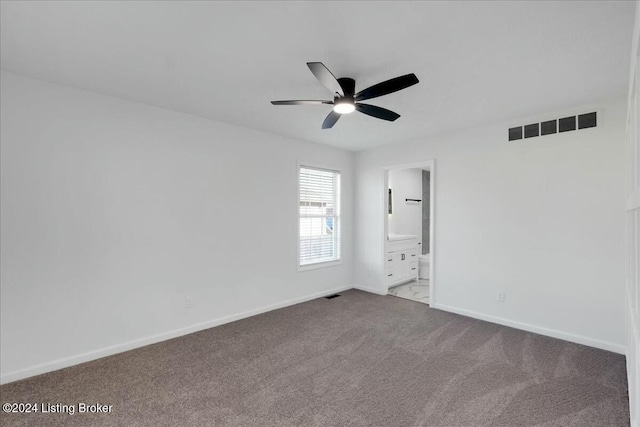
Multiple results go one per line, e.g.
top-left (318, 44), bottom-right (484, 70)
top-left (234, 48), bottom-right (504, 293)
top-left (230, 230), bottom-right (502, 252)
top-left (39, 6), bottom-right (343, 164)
top-left (0, 1), bottom-right (635, 151)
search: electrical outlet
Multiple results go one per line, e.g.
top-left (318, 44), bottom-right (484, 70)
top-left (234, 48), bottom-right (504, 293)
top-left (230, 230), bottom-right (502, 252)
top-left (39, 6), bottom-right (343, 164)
top-left (497, 292), bottom-right (506, 303)
top-left (185, 297), bottom-right (193, 309)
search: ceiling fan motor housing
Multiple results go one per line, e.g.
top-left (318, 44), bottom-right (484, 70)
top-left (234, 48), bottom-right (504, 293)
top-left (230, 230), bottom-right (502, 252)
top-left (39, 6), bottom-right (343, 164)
top-left (336, 77), bottom-right (355, 104)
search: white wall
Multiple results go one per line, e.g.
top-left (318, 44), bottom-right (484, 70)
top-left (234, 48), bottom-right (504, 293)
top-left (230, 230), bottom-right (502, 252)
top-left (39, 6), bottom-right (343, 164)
top-left (355, 99), bottom-right (627, 352)
top-left (0, 69), bottom-right (630, 388)
top-left (0, 72), bottom-right (354, 383)
top-left (388, 168), bottom-right (423, 240)
top-left (624, 3), bottom-right (640, 426)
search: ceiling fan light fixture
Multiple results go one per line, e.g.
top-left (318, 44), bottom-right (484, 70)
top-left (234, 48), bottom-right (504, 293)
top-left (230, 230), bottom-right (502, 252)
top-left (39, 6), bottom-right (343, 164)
top-left (333, 102), bottom-right (355, 115)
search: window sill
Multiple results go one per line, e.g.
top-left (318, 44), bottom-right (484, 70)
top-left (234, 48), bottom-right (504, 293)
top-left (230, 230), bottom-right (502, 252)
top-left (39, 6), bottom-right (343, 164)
top-left (298, 260), bottom-right (342, 272)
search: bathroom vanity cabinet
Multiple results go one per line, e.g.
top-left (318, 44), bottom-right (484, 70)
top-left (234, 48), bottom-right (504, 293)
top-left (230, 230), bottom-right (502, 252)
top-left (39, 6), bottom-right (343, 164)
top-left (386, 234), bottom-right (419, 286)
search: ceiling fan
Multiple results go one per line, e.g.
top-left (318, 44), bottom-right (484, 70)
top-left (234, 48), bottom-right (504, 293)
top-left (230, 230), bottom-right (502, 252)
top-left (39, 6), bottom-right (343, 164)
top-left (271, 62), bottom-right (419, 129)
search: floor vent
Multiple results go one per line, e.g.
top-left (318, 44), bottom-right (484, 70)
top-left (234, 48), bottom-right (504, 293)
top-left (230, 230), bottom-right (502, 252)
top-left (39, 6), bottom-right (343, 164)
top-left (325, 294), bottom-right (341, 299)
top-left (509, 111), bottom-right (596, 142)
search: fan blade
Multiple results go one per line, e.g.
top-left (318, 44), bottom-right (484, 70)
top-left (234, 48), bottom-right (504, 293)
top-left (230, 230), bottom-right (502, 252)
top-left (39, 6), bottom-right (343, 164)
top-left (322, 111), bottom-right (341, 129)
top-left (271, 100), bottom-right (333, 105)
top-left (307, 62), bottom-right (344, 96)
top-left (355, 103), bottom-right (401, 121)
top-left (355, 74), bottom-right (419, 101)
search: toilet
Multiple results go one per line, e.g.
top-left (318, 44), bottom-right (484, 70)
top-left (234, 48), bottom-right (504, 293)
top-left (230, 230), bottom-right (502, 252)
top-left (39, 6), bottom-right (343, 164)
top-left (418, 254), bottom-right (430, 279)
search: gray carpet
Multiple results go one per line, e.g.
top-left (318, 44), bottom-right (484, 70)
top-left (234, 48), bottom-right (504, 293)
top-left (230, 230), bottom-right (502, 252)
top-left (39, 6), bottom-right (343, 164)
top-left (0, 290), bottom-right (630, 426)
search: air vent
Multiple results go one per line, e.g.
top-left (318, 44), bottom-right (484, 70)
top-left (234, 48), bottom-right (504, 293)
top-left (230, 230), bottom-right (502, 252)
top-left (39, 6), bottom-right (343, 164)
top-left (325, 294), bottom-right (341, 299)
top-left (559, 116), bottom-right (576, 132)
top-left (508, 111), bottom-right (596, 142)
top-left (541, 120), bottom-right (557, 135)
top-left (508, 127), bottom-right (523, 141)
top-left (524, 123), bottom-right (539, 138)
top-left (578, 112), bottom-right (597, 129)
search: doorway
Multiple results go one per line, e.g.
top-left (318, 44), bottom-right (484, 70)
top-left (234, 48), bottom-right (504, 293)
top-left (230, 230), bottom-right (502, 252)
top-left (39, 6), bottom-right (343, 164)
top-left (383, 160), bottom-right (435, 305)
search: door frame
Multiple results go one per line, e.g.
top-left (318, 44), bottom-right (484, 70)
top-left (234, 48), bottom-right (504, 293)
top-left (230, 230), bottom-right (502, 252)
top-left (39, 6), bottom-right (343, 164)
top-left (383, 159), bottom-right (436, 304)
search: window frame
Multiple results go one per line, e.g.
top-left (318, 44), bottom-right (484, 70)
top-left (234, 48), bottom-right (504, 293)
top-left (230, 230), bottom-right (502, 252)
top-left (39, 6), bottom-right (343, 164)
top-left (297, 163), bottom-right (342, 271)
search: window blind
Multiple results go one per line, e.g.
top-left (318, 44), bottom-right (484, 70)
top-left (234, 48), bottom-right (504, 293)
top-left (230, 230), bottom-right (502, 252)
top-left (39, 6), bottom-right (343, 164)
top-left (299, 166), bottom-right (341, 266)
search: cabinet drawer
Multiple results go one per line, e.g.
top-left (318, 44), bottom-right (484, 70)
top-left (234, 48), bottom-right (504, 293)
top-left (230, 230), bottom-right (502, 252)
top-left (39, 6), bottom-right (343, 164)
top-left (409, 262), bottom-right (418, 274)
top-left (387, 238), bottom-right (418, 252)
top-left (389, 251), bottom-right (414, 262)
top-left (386, 266), bottom-right (396, 279)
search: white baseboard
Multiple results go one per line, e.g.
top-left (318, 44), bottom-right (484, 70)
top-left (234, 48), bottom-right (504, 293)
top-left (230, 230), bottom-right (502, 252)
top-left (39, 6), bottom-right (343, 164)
top-left (0, 284), bottom-right (354, 385)
top-left (430, 302), bottom-right (626, 355)
top-left (352, 283), bottom-right (388, 295)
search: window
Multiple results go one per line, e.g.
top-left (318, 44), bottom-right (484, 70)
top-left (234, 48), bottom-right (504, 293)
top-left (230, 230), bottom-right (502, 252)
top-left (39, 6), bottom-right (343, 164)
top-left (299, 166), bottom-right (341, 267)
